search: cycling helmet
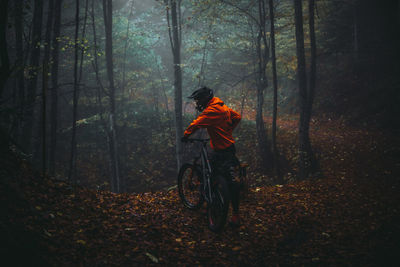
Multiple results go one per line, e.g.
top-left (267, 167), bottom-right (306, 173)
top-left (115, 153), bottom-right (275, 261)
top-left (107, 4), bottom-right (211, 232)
top-left (188, 86), bottom-right (214, 112)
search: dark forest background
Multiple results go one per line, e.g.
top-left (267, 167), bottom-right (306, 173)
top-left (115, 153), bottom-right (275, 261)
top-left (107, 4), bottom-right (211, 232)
top-left (1, 0), bottom-right (400, 266)
top-left (1, 0), bottom-right (399, 192)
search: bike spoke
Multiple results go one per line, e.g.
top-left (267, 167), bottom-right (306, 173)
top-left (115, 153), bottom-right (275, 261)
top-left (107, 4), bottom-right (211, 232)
top-left (178, 164), bottom-right (204, 210)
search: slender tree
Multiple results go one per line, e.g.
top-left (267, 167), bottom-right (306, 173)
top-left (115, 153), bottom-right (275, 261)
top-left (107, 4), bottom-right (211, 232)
top-left (197, 30), bottom-right (209, 86)
top-left (35, 0), bottom-right (54, 174)
top-left (68, 0), bottom-right (89, 182)
top-left (91, 0), bottom-right (107, 126)
top-left (68, 0), bottom-right (80, 182)
top-left (13, 0), bottom-right (25, 139)
top-left (308, 0), bottom-right (316, 122)
top-left (22, 0), bottom-right (43, 153)
top-left (293, 0), bottom-right (317, 179)
top-left (165, 0), bottom-right (183, 170)
top-left (306, 0), bottom-right (318, 173)
top-left (255, 0), bottom-right (273, 169)
top-left (122, 1), bottom-right (134, 93)
top-left (78, 0), bottom-right (89, 85)
top-left (49, 0), bottom-right (63, 176)
top-left (0, 0), bottom-right (10, 100)
top-left (40, 61), bottom-right (48, 174)
top-left (269, 0), bottom-right (282, 182)
top-left (103, 0), bottom-right (121, 193)
top-left (217, 0), bottom-right (273, 170)
top-left (91, 0), bottom-right (108, 141)
top-left (91, 0), bottom-right (104, 93)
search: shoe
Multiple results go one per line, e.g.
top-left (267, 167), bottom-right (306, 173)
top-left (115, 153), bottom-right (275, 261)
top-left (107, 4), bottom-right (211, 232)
top-left (229, 214), bottom-right (241, 227)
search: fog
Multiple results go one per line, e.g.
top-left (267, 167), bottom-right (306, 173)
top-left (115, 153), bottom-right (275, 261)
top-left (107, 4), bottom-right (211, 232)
top-left (1, 0), bottom-right (399, 192)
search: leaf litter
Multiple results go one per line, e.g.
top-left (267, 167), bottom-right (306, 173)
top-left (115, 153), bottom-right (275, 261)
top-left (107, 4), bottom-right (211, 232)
top-left (1, 117), bottom-right (399, 266)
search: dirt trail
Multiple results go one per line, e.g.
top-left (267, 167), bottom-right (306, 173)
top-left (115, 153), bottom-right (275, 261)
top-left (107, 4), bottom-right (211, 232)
top-left (2, 119), bottom-right (399, 266)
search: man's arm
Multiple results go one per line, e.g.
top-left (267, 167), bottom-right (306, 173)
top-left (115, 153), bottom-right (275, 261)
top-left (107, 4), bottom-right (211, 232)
top-left (183, 110), bottom-right (215, 137)
top-left (230, 108), bottom-right (241, 130)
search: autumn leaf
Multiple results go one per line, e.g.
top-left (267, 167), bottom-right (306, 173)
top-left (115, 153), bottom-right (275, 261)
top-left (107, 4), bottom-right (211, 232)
top-left (76, 240), bottom-right (86, 245)
top-left (145, 252), bottom-right (159, 263)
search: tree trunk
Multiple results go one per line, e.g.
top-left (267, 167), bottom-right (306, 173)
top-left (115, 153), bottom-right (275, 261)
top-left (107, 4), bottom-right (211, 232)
top-left (256, 0), bottom-right (272, 169)
top-left (37, 0), bottom-right (54, 174)
top-left (68, 0), bottom-right (80, 182)
top-left (0, 0), bottom-right (10, 101)
top-left (308, 0), bottom-right (316, 123)
top-left (122, 1), bottom-right (134, 93)
top-left (78, 0), bottom-right (89, 85)
top-left (91, 0), bottom-right (107, 141)
top-left (40, 62), bottom-right (48, 174)
top-left (91, 0), bottom-right (105, 93)
top-left (103, 0), bottom-right (121, 193)
top-left (269, 0), bottom-right (283, 183)
top-left (198, 37), bottom-right (209, 86)
top-left (21, 0), bottom-right (43, 154)
top-left (49, 0), bottom-right (63, 176)
top-left (306, 0), bottom-right (318, 173)
top-left (13, 0), bottom-right (25, 140)
top-left (294, 0), bottom-right (316, 179)
top-left (353, 4), bottom-right (359, 64)
top-left (166, 0), bottom-right (183, 170)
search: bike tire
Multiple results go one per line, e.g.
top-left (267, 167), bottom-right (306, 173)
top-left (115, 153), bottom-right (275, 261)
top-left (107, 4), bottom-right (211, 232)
top-left (177, 163), bottom-right (204, 210)
top-left (207, 175), bottom-right (230, 232)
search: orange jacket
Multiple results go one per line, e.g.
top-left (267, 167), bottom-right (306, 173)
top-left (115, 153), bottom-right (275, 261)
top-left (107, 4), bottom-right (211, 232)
top-left (183, 97), bottom-right (241, 151)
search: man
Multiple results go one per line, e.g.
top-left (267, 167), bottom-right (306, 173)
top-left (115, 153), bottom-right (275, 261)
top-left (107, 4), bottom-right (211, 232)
top-left (181, 86), bottom-right (242, 226)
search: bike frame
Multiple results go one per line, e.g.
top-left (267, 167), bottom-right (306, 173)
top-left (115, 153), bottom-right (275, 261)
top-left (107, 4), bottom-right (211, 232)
top-left (190, 139), bottom-right (213, 204)
top-left (200, 142), bottom-right (213, 203)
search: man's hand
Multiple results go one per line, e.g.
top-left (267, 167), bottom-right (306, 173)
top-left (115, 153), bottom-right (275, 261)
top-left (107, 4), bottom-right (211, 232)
top-left (181, 136), bottom-right (189, 143)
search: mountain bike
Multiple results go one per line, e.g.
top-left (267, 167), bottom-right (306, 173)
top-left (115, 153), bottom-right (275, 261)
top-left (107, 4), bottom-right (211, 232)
top-left (177, 138), bottom-right (234, 232)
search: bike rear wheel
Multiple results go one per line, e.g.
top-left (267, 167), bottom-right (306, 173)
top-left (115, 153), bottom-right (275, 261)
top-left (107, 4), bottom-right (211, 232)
top-left (177, 163), bottom-right (204, 210)
top-left (207, 175), bottom-right (230, 232)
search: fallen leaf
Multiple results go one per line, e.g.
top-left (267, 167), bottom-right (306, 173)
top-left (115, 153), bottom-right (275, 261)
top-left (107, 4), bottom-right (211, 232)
top-left (145, 252), bottom-right (159, 263)
top-left (76, 240), bottom-right (86, 245)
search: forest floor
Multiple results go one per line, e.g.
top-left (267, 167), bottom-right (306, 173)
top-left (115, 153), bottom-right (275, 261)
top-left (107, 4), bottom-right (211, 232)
top-left (1, 117), bottom-right (399, 266)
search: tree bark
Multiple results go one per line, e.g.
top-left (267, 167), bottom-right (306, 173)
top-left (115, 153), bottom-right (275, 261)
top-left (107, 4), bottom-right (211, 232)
top-left (352, 4), bottom-right (359, 63)
top-left (91, 0), bottom-right (105, 93)
top-left (294, 0), bottom-right (316, 179)
top-left (13, 0), bottom-right (25, 139)
top-left (308, 0), bottom-right (316, 122)
top-left (166, 0), bottom-right (183, 170)
top-left (22, 0), bottom-right (43, 154)
top-left (41, 62), bottom-right (48, 174)
top-left (256, 0), bottom-right (272, 169)
top-left (294, 0), bottom-right (307, 179)
top-left (49, 0), bottom-right (63, 176)
top-left (91, 0), bottom-right (107, 136)
top-left (306, 0), bottom-right (318, 173)
top-left (68, 0), bottom-right (80, 182)
top-left (78, 0), bottom-right (89, 84)
top-left (0, 0), bottom-right (9, 101)
top-left (269, 0), bottom-right (283, 183)
top-left (103, 0), bottom-right (121, 193)
top-left (38, 0), bottom-right (54, 174)
top-left (122, 1), bottom-right (134, 93)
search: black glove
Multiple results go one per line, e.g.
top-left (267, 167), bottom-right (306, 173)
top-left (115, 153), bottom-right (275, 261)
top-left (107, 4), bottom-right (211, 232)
top-left (181, 136), bottom-right (189, 143)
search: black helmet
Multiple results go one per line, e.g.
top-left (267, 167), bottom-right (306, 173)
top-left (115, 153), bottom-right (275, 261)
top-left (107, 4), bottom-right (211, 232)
top-left (188, 86), bottom-right (214, 111)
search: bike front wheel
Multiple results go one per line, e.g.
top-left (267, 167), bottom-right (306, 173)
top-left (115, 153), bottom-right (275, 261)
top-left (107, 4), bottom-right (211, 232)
top-left (207, 175), bottom-right (230, 232)
top-left (177, 163), bottom-right (204, 210)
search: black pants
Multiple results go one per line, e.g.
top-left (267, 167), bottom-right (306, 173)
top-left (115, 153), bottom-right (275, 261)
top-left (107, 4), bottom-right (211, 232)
top-left (210, 144), bottom-right (240, 213)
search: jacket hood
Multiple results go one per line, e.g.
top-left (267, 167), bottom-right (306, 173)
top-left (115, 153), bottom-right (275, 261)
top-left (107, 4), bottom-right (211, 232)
top-left (207, 97), bottom-right (224, 107)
